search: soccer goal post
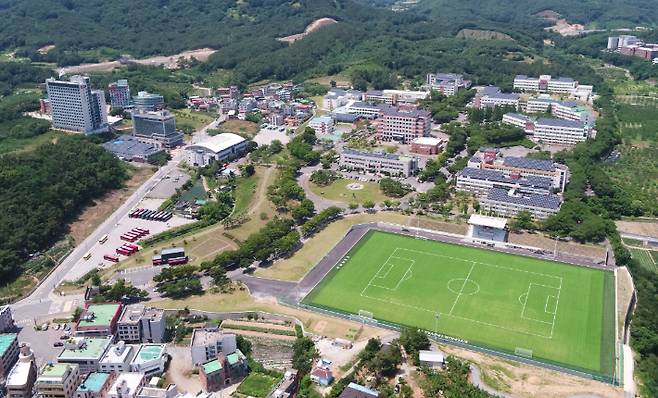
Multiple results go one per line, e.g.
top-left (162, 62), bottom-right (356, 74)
top-left (514, 347), bottom-right (533, 359)
top-left (358, 310), bottom-right (374, 319)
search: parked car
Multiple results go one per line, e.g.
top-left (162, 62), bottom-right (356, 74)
top-left (41, 323), bottom-right (49, 331)
top-left (53, 342), bottom-right (64, 347)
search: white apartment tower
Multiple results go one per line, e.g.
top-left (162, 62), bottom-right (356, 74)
top-left (46, 76), bottom-right (108, 134)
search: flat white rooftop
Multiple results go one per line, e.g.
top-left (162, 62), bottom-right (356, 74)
top-left (468, 214), bottom-right (508, 229)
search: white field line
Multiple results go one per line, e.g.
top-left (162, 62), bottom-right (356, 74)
top-left (396, 247), bottom-right (562, 285)
top-left (448, 262), bottom-right (476, 315)
top-left (360, 246), bottom-right (566, 339)
top-left (549, 278), bottom-right (563, 338)
top-left (360, 248), bottom-right (399, 296)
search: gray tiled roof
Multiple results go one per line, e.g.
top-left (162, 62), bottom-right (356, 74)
top-left (342, 148), bottom-right (404, 161)
top-left (459, 167), bottom-right (553, 189)
top-left (486, 188), bottom-right (562, 209)
top-left (553, 76), bottom-right (575, 82)
top-left (480, 86), bottom-right (519, 100)
top-left (502, 157), bottom-right (556, 172)
top-left (504, 113), bottom-right (531, 121)
top-left (379, 106), bottom-right (431, 118)
top-left (350, 102), bottom-right (383, 110)
top-left (556, 100), bottom-right (578, 108)
top-left (536, 118), bottom-right (584, 128)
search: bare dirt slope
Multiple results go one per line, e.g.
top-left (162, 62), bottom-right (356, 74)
top-left (57, 48), bottom-right (216, 75)
top-left (277, 18), bottom-right (338, 43)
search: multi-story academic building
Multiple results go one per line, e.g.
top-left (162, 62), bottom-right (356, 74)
top-left (339, 149), bottom-right (418, 177)
top-left (376, 106), bottom-right (432, 143)
top-left (513, 75), bottom-right (578, 94)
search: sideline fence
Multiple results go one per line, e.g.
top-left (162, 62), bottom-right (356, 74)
top-left (287, 299), bottom-right (619, 385)
top-left (285, 222), bottom-right (621, 386)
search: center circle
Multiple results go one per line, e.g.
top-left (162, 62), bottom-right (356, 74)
top-left (447, 278), bottom-right (480, 296)
top-left (346, 183), bottom-right (364, 191)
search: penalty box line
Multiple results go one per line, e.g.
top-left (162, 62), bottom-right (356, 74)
top-left (360, 291), bottom-right (555, 340)
top-left (395, 247), bottom-right (563, 288)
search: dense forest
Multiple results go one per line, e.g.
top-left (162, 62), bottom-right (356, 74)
top-left (1, 0), bottom-right (656, 69)
top-left (0, 137), bottom-right (127, 281)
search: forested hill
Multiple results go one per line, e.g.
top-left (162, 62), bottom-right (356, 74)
top-left (3, 0), bottom-right (657, 67)
top-left (0, 0), bottom-right (386, 60)
top-left (405, 0), bottom-right (658, 29)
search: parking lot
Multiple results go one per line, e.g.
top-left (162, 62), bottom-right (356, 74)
top-left (253, 125), bottom-right (291, 146)
top-left (63, 173), bottom-right (196, 283)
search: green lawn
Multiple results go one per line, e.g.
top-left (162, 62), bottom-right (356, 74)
top-left (172, 109), bottom-right (216, 131)
top-left (629, 248), bottom-right (658, 273)
top-left (304, 230), bottom-right (616, 378)
top-left (237, 372), bottom-right (281, 398)
top-left (308, 178), bottom-right (390, 204)
top-left (233, 172), bottom-right (260, 215)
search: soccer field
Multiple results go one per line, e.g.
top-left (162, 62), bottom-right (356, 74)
top-left (303, 230), bottom-right (616, 377)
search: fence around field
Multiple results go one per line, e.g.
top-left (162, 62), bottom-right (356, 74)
top-left (287, 299), bottom-right (620, 385)
top-left (287, 222), bottom-right (621, 386)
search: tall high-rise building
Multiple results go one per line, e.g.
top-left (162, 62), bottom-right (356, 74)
top-left (108, 80), bottom-right (131, 109)
top-left (46, 76), bottom-right (108, 134)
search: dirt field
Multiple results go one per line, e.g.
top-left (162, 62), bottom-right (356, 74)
top-left (220, 120), bottom-right (260, 138)
top-left (616, 220), bottom-right (658, 238)
top-left (413, 216), bottom-right (469, 235)
top-left (249, 336), bottom-right (294, 370)
top-left (440, 344), bottom-right (623, 398)
top-left (508, 232), bottom-right (606, 260)
top-left (165, 345), bottom-right (204, 393)
top-left (617, 267), bottom-right (635, 338)
top-left (68, 167), bottom-right (155, 244)
top-left (57, 48), bottom-right (216, 75)
top-left (152, 290), bottom-right (382, 341)
top-left (277, 18), bottom-right (338, 43)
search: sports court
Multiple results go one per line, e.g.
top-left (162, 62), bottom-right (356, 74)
top-left (304, 230), bottom-right (616, 377)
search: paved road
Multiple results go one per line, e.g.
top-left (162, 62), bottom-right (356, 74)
top-left (298, 166), bottom-right (347, 211)
top-left (469, 364), bottom-right (512, 398)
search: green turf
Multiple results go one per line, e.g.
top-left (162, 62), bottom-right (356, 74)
top-left (304, 230), bottom-right (616, 377)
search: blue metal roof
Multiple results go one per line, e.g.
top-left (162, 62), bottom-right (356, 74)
top-left (536, 118), bottom-right (584, 128)
top-left (459, 168), bottom-right (553, 189)
top-left (486, 188), bottom-right (562, 209)
top-left (502, 157), bottom-right (556, 172)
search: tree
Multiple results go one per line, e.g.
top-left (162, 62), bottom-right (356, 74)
top-left (241, 163), bottom-right (255, 177)
top-left (380, 178), bottom-right (412, 198)
top-left (292, 336), bottom-right (318, 374)
top-left (399, 328), bottom-right (430, 357)
top-left (236, 335), bottom-right (253, 356)
top-left (291, 199), bottom-right (316, 225)
top-left (509, 210), bottom-right (535, 232)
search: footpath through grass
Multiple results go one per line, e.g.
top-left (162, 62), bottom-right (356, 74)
top-left (304, 230), bottom-right (616, 377)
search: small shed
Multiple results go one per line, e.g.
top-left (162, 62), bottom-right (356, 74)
top-left (468, 214), bottom-right (508, 243)
top-left (419, 350), bottom-right (445, 369)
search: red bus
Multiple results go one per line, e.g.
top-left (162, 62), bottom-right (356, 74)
top-left (152, 256), bottom-right (164, 266)
top-left (124, 231), bottom-right (140, 239)
top-left (103, 254), bottom-right (120, 262)
top-left (134, 228), bottom-right (150, 235)
top-left (168, 256), bottom-right (189, 265)
top-left (116, 248), bottom-right (132, 256)
top-left (124, 243), bottom-right (139, 251)
top-left (120, 235), bottom-right (137, 242)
